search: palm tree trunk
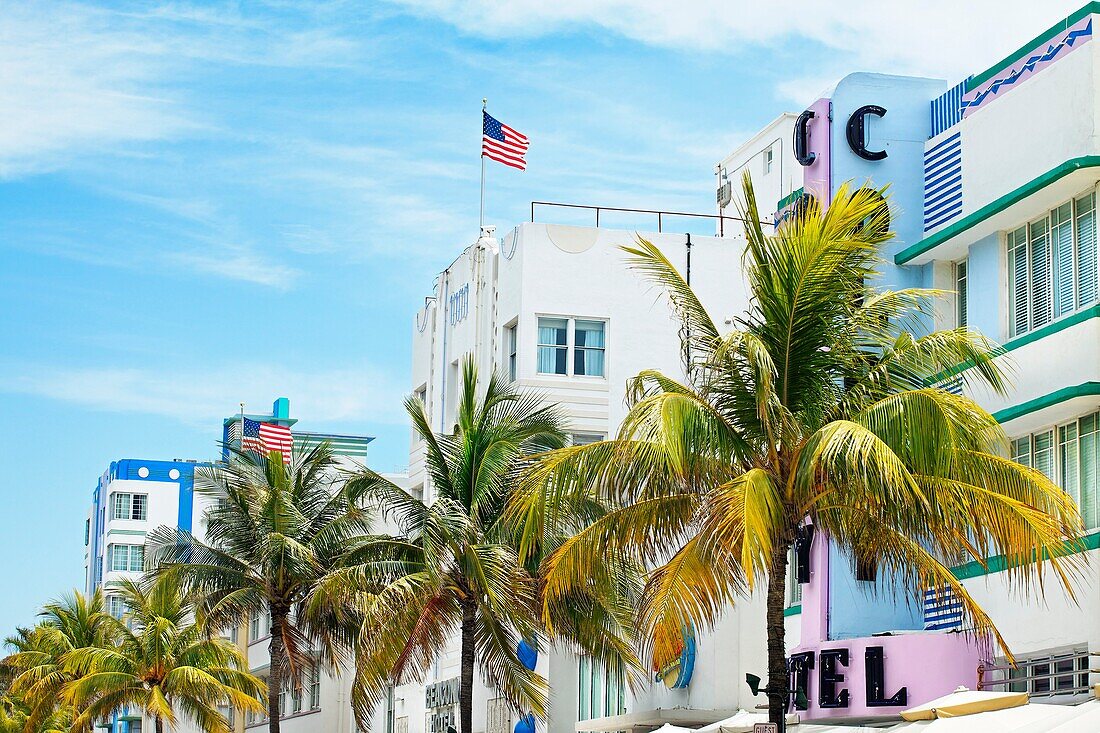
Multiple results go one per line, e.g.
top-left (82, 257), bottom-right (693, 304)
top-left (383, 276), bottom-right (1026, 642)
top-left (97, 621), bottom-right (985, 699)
top-left (459, 600), bottom-right (476, 733)
top-left (155, 716), bottom-right (164, 733)
top-left (268, 607), bottom-right (288, 733)
top-left (766, 542), bottom-right (790, 727)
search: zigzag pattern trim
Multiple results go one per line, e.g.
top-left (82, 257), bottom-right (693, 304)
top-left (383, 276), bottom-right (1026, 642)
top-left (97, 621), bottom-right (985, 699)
top-left (962, 17), bottom-right (1093, 116)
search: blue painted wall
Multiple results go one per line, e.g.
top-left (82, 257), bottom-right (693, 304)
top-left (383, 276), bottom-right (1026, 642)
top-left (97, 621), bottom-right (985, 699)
top-left (89, 459), bottom-right (206, 592)
top-left (829, 73), bottom-right (947, 296)
top-left (826, 72), bottom-right (946, 639)
top-left (966, 232), bottom-right (1004, 341)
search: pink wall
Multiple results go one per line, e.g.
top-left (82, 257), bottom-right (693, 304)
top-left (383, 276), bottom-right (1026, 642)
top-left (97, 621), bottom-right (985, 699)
top-left (794, 632), bottom-right (982, 721)
top-left (802, 97), bottom-right (832, 206)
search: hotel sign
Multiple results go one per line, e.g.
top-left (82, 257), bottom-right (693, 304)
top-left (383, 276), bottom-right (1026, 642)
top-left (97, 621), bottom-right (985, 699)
top-left (426, 677), bottom-right (460, 733)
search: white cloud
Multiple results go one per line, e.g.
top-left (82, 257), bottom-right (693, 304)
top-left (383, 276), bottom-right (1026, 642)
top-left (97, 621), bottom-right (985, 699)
top-left (5, 362), bottom-right (409, 429)
top-left (167, 250), bottom-right (301, 289)
top-left (390, 0), bottom-right (1083, 82)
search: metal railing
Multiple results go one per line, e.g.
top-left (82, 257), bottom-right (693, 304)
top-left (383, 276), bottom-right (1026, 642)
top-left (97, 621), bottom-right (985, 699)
top-left (529, 201), bottom-right (755, 237)
top-left (978, 650), bottom-right (1098, 698)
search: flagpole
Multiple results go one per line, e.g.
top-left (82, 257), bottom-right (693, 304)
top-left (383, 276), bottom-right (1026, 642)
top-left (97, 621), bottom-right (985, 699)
top-left (239, 402), bottom-right (245, 451)
top-left (479, 97), bottom-right (487, 231)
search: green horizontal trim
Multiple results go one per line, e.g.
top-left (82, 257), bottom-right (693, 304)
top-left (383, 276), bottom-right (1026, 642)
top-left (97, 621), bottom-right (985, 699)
top-left (784, 604), bottom-right (802, 617)
top-left (992, 382), bottom-right (1100, 424)
top-left (1002, 303), bottom-right (1100, 354)
top-left (295, 431), bottom-right (373, 457)
top-left (967, 3), bottom-right (1100, 91)
top-left (953, 531), bottom-right (1100, 580)
top-left (106, 529), bottom-right (147, 537)
top-left (777, 187), bottom-right (804, 212)
top-left (895, 156), bottom-right (1100, 265)
top-left (929, 304), bottom-right (1100, 385)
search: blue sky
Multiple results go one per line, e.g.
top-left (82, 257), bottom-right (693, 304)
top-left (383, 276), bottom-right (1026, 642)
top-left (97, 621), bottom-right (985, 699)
top-left (0, 0), bottom-right (1080, 632)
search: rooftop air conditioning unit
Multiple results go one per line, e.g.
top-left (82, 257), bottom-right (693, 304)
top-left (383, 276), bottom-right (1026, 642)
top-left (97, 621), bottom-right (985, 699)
top-left (717, 181), bottom-right (732, 208)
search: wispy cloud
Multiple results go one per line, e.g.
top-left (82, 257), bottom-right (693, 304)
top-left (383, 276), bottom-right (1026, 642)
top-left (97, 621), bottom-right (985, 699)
top-left (389, 0), bottom-right (1083, 82)
top-left (166, 250), bottom-right (300, 289)
top-left (4, 361), bottom-right (409, 429)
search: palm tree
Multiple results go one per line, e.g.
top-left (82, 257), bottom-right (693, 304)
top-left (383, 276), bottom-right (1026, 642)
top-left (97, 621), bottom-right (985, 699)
top-left (2, 590), bottom-right (116, 733)
top-left (63, 575), bottom-right (264, 733)
top-left (340, 357), bottom-right (628, 733)
top-left (513, 176), bottom-right (1085, 726)
top-left (145, 443), bottom-right (371, 733)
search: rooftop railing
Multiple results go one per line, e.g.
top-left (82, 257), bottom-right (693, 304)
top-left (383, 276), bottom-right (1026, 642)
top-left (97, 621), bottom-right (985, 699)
top-left (529, 201), bottom-right (758, 237)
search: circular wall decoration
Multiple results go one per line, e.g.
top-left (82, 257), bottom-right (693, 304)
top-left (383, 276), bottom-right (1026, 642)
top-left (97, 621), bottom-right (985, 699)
top-left (137, 466), bottom-right (150, 478)
top-left (168, 468), bottom-right (180, 480)
top-left (517, 639), bottom-right (538, 671)
top-left (654, 626), bottom-right (696, 689)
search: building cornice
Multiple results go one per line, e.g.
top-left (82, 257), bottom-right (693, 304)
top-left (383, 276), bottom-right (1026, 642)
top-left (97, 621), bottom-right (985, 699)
top-left (896, 156), bottom-right (1100, 265)
top-left (967, 3), bottom-right (1100, 91)
top-left (992, 382), bottom-right (1100, 424)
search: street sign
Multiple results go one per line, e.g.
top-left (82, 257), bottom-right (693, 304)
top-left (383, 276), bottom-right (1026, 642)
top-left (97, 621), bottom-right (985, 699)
top-left (752, 724), bottom-right (779, 733)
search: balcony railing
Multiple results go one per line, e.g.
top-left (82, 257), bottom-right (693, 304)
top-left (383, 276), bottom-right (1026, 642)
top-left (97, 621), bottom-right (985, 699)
top-left (529, 201), bottom-right (756, 237)
top-left (979, 649), bottom-right (1098, 699)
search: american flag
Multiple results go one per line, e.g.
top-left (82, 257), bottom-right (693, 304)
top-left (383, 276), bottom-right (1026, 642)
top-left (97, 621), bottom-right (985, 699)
top-left (239, 417), bottom-right (292, 463)
top-left (482, 111), bottom-right (529, 171)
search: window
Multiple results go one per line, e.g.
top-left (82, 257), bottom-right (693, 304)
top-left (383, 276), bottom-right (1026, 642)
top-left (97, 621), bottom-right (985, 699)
top-left (84, 519), bottom-right (90, 547)
top-left (107, 544), bottom-right (144, 572)
top-left (1013, 414), bottom-right (1099, 530)
top-left (574, 320), bottom-right (605, 376)
top-left (250, 612), bottom-right (261, 640)
top-left (537, 317), bottom-right (607, 378)
top-left (577, 656), bottom-right (625, 722)
top-left (112, 493), bottom-right (147, 521)
top-left (106, 595), bottom-right (128, 619)
top-left (506, 324), bottom-right (518, 382)
top-left (785, 548), bottom-right (802, 607)
top-left (309, 668), bottom-right (321, 709)
top-left (537, 318), bottom-right (568, 375)
top-left (955, 259), bottom-right (968, 328)
top-left (571, 433), bottom-right (605, 446)
top-left (1008, 190), bottom-right (1098, 337)
top-left (989, 648), bottom-right (1092, 698)
top-left (763, 146), bottom-right (774, 175)
top-left (292, 681), bottom-right (303, 714)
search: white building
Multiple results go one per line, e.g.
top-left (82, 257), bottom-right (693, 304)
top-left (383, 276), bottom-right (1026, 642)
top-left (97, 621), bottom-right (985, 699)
top-left (402, 218), bottom-right (780, 733)
top-left (84, 398), bottom-right (377, 733)
top-left (710, 1), bottom-right (1100, 726)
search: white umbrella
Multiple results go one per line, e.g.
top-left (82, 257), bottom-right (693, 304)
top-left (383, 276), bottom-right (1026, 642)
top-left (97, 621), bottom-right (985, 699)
top-left (650, 724), bottom-right (695, 733)
top-left (1040, 700), bottom-right (1100, 732)
top-left (889, 702), bottom-right (1078, 732)
top-left (900, 686), bottom-right (1029, 720)
top-left (692, 710), bottom-right (799, 733)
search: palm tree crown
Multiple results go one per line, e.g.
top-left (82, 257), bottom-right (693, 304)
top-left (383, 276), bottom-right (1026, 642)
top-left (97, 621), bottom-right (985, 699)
top-left (62, 576), bottom-right (264, 733)
top-left (343, 357), bottom-right (578, 733)
top-left (515, 176), bottom-right (1085, 725)
top-left (146, 442), bottom-right (370, 733)
top-left (2, 590), bottom-right (116, 733)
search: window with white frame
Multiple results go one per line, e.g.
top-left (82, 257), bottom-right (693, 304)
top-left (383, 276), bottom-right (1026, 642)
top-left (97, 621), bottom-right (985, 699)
top-left (577, 656), bottom-right (625, 722)
top-left (537, 318), bottom-right (568, 375)
top-left (574, 320), bottom-right (606, 376)
top-left (1008, 190), bottom-right (1097, 337)
top-left (505, 323), bottom-right (518, 382)
top-left (993, 647), bottom-right (1092, 698)
top-left (763, 146), bottom-right (774, 175)
top-left (536, 317), bottom-right (606, 377)
top-left (249, 612), bottom-right (261, 640)
top-left (571, 433), bottom-right (605, 446)
top-left (309, 667), bottom-right (321, 709)
top-left (107, 544), bottom-right (144, 572)
top-left (955, 259), bottom-right (968, 328)
top-left (112, 493), bottom-right (147, 521)
top-left (106, 595), bottom-right (128, 619)
top-left (786, 547), bottom-right (803, 607)
top-left (1012, 412), bottom-right (1099, 530)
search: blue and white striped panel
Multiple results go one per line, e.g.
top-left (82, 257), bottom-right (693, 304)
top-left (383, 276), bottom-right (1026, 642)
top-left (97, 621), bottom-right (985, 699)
top-left (930, 80), bottom-right (967, 138)
top-left (924, 586), bottom-right (964, 631)
top-left (924, 132), bottom-right (962, 232)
